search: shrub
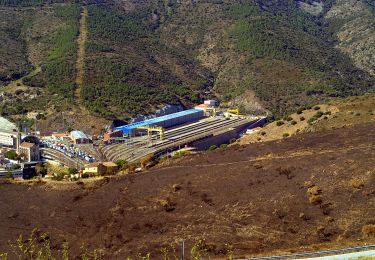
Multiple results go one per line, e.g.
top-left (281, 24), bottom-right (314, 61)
top-left (208, 145), bottom-right (217, 151)
top-left (52, 172), bottom-right (65, 181)
top-left (362, 224), bottom-right (375, 237)
top-left (309, 194), bottom-right (322, 204)
top-left (324, 111), bottom-right (331, 115)
top-left (220, 144), bottom-right (228, 149)
top-left (296, 108), bottom-right (304, 114)
top-left (300, 116), bottom-right (305, 121)
top-left (355, 112), bottom-right (361, 116)
top-left (350, 179), bottom-right (364, 189)
top-left (68, 167), bottom-right (78, 175)
top-left (315, 111), bottom-right (324, 118)
top-left (141, 154), bottom-right (155, 168)
top-left (260, 131), bottom-right (266, 136)
top-left (276, 121), bottom-right (284, 126)
top-left (291, 120), bottom-right (297, 125)
top-left (314, 106), bottom-right (320, 110)
top-left (115, 159), bottom-right (128, 169)
top-left (229, 138), bottom-right (237, 144)
top-left (282, 133), bottom-right (289, 138)
top-left (11, 164), bottom-right (21, 170)
top-left (173, 150), bottom-right (186, 158)
top-left (5, 171), bottom-right (14, 179)
top-left (307, 117), bottom-right (316, 124)
top-left (81, 173), bottom-right (90, 178)
top-left (4, 150), bottom-right (18, 160)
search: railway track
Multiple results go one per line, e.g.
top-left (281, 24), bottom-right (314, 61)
top-left (106, 116), bottom-right (259, 162)
top-left (41, 148), bottom-right (85, 168)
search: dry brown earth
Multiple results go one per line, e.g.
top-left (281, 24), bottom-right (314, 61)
top-left (0, 122), bottom-right (374, 258)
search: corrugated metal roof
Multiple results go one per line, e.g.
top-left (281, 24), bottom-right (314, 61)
top-left (70, 131), bottom-right (88, 140)
top-left (0, 117), bottom-right (17, 133)
top-left (115, 109), bottom-right (202, 134)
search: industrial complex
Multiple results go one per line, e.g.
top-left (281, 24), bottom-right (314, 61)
top-left (0, 101), bottom-right (266, 179)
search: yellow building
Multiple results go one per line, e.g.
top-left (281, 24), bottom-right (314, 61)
top-left (83, 162), bottom-right (118, 175)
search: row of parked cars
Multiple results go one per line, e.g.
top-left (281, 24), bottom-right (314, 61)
top-left (40, 139), bottom-right (96, 163)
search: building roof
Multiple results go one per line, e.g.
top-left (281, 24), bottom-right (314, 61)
top-left (0, 117), bottom-right (17, 134)
top-left (103, 162), bottom-right (118, 167)
top-left (70, 131), bottom-right (89, 140)
top-left (20, 142), bottom-right (36, 149)
top-left (85, 162), bottom-right (118, 168)
top-left (114, 109), bottom-right (203, 134)
top-left (85, 162), bottom-right (101, 167)
top-left (52, 133), bottom-right (68, 137)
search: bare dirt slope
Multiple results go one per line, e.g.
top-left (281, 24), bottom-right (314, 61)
top-left (0, 122), bottom-right (374, 258)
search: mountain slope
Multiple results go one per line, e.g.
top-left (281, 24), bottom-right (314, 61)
top-left (0, 0), bottom-right (375, 130)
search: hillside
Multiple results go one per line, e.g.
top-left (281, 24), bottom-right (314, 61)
top-left (0, 0), bottom-right (375, 131)
top-left (241, 93), bottom-right (375, 144)
top-left (0, 120), bottom-right (374, 258)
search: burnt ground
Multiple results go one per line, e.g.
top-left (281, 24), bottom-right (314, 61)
top-left (0, 122), bottom-right (375, 259)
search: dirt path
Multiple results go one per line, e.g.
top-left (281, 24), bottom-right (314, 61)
top-left (75, 6), bottom-right (88, 107)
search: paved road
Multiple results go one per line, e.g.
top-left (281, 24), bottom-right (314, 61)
top-left (240, 245), bottom-right (375, 260)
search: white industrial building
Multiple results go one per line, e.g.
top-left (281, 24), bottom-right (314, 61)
top-left (0, 117), bottom-right (18, 148)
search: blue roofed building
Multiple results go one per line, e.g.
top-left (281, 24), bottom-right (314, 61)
top-left (115, 109), bottom-right (204, 136)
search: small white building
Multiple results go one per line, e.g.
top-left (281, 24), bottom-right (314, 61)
top-left (204, 100), bottom-right (217, 107)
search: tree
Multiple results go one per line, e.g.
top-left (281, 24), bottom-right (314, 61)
top-left (115, 159), bottom-right (127, 170)
top-left (35, 163), bottom-right (47, 176)
top-left (4, 150), bottom-right (17, 160)
top-left (68, 167), bottom-right (78, 175)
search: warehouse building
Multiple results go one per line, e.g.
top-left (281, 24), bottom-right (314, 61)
top-left (0, 117), bottom-right (18, 148)
top-left (115, 109), bottom-right (204, 136)
top-left (70, 131), bottom-right (90, 144)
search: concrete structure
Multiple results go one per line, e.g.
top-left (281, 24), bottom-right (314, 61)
top-left (52, 133), bottom-right (70, 141)
top-left (19, 142), bottom-right (40, 162)
top-left (0, 117), bottom-right (18, 148)
top-left (70, 131), bottom-right (90, 144)
top-left (115, 109), bottom-right (204, 136)
top-left (103, 130), bottom-right (123, 142)
top-left (204, 100), bottom-right (217, 107)
top-left (83, 162), bottom-right (118, 175)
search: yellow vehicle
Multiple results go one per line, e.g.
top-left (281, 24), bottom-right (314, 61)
top-left (137, 125), bottom-right (165, 140)
top-left (227, 108), bottom-right (240, 116)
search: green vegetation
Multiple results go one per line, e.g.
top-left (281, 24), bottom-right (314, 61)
top-left (4, 150), bottom-right (18, 160)
top-left (115, 159), bottom-right (128, 170)
top-left (4, 172), bottom-right (14, 179)
top-left (42, 3), bottom-right (80, 100)
top-left (308, 111), bottom-right (324, 124)
top-left (276, 121), bottom-right (284, 126)
top-left (208, 145), bottom-right (217, 151)
top-left (220, 144), bottom-right (228, 149)
top-left (1, 0), bottom-right (375, 123)
top-left (283, 133), bottom-right (290, 138)
top-left (221, 1), bottom-right (375, 117)
top-left (82, 5), bottom-right (205, 118)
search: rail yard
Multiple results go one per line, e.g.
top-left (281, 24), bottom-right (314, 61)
top-left (0, 102), bottom-right (266, 177)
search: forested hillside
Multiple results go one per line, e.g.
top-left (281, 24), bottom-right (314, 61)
top-left (0, 0), bottom-right (374, 127)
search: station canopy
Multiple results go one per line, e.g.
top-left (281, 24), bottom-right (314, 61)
top-left (0, 116), bottom-right (17, 133)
